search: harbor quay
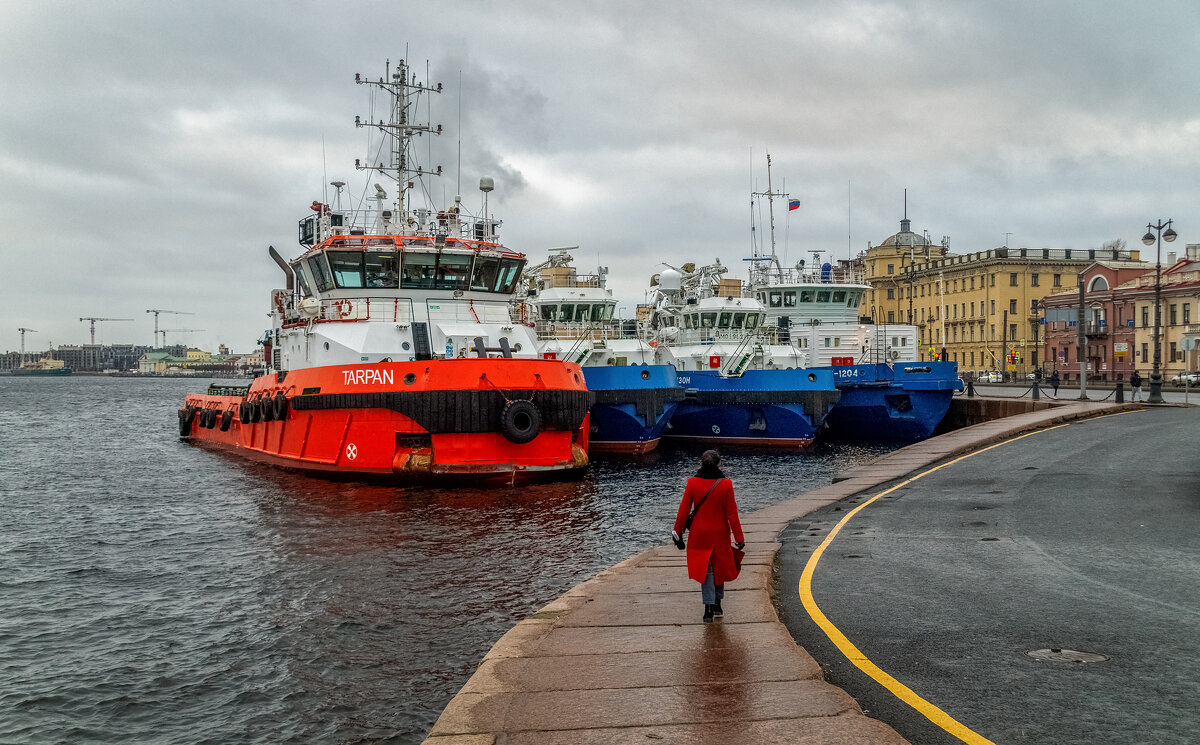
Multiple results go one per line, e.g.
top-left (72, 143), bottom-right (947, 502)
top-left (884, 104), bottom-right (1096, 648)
top-left (421, 398), bottom-right (1144, 744)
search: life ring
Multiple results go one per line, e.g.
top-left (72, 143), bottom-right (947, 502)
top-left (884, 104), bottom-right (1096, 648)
top-left (272, 392), bottom-right (289, 420)
top-left (499, 399), bottom-right (541, 444)
top-left (178, 407), bottom-right (196, 437)
top-left (219, 410), bottom-right (234, 431)
top-left (259, 396), bottom-right (275, 422)
top-left (334, 299), bottom-right (353, 317)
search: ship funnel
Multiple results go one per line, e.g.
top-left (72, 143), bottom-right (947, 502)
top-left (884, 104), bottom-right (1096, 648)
top-left (268, 245), bottom-right (294, 291)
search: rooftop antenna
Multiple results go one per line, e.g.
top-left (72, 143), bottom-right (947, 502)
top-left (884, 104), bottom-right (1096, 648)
top-left (457, 69), bottom-right (462, 199)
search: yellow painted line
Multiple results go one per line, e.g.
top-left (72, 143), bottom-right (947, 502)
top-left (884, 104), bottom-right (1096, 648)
top-left (798, 424), bottom-right (1075, 745)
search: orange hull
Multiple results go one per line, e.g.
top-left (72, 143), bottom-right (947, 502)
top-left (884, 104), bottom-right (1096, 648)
top-left (179, 359), bottom-right (591, 482)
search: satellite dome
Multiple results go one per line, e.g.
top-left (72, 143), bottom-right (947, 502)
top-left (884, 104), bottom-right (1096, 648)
top-left (658, 268), bottom-right (682, 291)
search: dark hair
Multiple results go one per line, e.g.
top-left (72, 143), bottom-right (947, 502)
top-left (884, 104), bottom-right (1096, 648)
top-left (696, 449), bottom-right (724, 479)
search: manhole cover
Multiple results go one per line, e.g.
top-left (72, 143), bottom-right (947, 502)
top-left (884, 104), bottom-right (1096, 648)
top-left (1026, 648), bottom-right (1109, 663)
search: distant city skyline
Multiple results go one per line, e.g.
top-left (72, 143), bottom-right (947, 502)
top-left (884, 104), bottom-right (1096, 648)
top-left (3, 1), bottom-right (1198, 352)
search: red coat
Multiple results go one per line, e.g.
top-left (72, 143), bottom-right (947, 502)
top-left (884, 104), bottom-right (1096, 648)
top-left (673, 476), bottom-right (745, 585)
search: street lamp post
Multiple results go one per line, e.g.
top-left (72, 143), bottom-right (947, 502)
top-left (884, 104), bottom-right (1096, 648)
top-left (1142, 219), bottom-right (1178, 404)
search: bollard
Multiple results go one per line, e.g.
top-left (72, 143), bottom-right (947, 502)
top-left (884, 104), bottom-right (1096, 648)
top-left (967, 379), bottom-right (976, 398)
top-left (1116, 381), bottom-right (1124, 403)
top-left (1032, 380), bottom-right (1040, 400)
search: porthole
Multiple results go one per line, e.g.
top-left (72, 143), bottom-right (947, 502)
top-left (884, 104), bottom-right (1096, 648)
top-left (404, 373), bottom-right (416, 385)
top-left (512, 343), bottom-right (522, 352)
top-left (808, 373), bottom-right (817, 382)
top-left (323, 342), bottom-right (330, 350)
top-left (640, 370), bottom-right (651, 380)
top-left (402, 341), bottom-right (410, 350)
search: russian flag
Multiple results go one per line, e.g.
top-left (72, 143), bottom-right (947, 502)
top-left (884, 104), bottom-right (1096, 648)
top-left (788, 199), bottom-right (800, 211)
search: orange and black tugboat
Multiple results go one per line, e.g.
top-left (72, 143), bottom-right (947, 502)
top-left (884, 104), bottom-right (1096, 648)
top-left (179, 59), bottom-right (590, 481)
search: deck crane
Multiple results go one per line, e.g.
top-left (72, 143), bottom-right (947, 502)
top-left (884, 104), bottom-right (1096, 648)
top-left (17, 327), bottom-right (37, 364)
top-left (79, 317), bottom-right (133, 344)
top-left (146, 309), bottom-right (194, 347)
top-left (159, 328), bottom-right (206, 346)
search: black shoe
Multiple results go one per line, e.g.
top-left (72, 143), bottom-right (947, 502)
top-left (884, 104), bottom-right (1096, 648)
top-left (712, 600), bottom-right (723, 617)
top-left (702, 604), bottom-right (714, 623)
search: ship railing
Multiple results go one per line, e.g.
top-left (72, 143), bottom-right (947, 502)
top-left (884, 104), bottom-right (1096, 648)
top-left (315, 297), bottom-right (416, 324)
top-left (533, 320), bottom-right (621, 341)
top-left (673, 327), bottom-right (761, 345)
top-left (427, 299), bottom-right (513, 324)
top-left (754, 266), bottom-right (869, 286)
top-left (718, 332), bottom-right (763, 377)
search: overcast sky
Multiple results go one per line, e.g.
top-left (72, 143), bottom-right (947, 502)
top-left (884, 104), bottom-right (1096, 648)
top-left (3, 0), bottom-right (1198, 353)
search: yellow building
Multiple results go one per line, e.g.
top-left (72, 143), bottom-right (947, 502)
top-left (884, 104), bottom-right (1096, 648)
top-left (860, 218), bottom-right (1144, 376)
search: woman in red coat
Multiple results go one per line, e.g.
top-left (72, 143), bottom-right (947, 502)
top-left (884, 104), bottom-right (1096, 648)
top-left (672, 450), bottom-right (745, 622)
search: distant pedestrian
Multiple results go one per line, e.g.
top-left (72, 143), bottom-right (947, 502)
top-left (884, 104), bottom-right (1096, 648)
top-left (672, 450), bottom-right (744, 623)
top-left (1050, 370), bottom-right (1060, 396)
top-left (1130, 370), bottom-right (1143, 402)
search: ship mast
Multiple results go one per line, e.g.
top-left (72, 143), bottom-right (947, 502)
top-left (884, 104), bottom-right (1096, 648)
top-left (354, 59), bottom-right (443, 231)
top-left (750, 154), bottom-right (790, 282)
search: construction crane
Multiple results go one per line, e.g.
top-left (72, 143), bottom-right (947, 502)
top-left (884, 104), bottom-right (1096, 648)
top-left (146, 309), bottom-right (194, 347)
top-left (159, 328), bottom-right (205, 346)
top-left (18, 327), bottom-right (37, 364)
top-left (79, 317), bottom-right (133, 344)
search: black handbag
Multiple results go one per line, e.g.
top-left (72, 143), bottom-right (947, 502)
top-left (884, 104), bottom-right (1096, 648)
top-left (673, 478), bottom-right (723, 550)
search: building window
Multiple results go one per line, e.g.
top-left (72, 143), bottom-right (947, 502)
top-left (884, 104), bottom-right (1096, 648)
top-left (970, 302), bottom-right (975, 317)
top-left (887, 288), bottom-right (895, 300)
top-left (1142, 306), bottom-right (1149, 327)
top-left (888, 311), bottom-right (895, 323)
top-left (990, 274), bottom-right (996, 287)
top-left (1185, 304), bottom-right (1192, 325)
top-left (887, 264), bottom-right (894, 275)
top-left (1171, 341), bottom-right (1178, 361)
top-left (1031, 273), bottom-right (1039, 287)
top-left (970, 277), bottom-right (975, 290)
top-left (1142, 343), bottom-right (1149, 361)
top-left (990, 324), bottom-right (996, 340)
top-left (990, 300), bottom-right (996, 315)
top-left (1009, 299), bottom-right (1017, 315)
top-left (1009, 273), bottom-right (1018, 286)
top-left (1170, 304), bottom-right (1177, 325)
top-left (1053, 274), bottom-right (1061, 287)
top-left (1009, 323), bottom-right (1017, 339)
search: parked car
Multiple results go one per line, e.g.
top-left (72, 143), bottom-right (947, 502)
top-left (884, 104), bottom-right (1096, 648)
top-left (979, 370), bottom-right (1002, 383)
top-left (1170, 372), bottom-right (1200, 385)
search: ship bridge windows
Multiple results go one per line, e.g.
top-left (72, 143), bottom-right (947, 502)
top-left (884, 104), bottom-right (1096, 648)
top-left (745, 313), bottom-right (761, 329)
top-left (435, 253), bottom-right (472, 290)
top-left (495, 258), bottom-right (524, 294)
top-left (700, 312), bottom-right (717, 328)
top-left (471, 257), bottom-right (501, 291)
top-left (308, 254), bottom-right (334, 292)
top-left (816, 290), bottom-right (830, 303)
top-left (328, 251), bottom-right (366, 288)
top-left (292, 262), bottom-right (315, 297)
top-left (718, 312), bottom-right (732, 329)
top-left (798, 290), bottom-right (814, 303)
top-left (768, 291), bottom-right (782, 308)
top-left (784, 291), bottom-right (797, 307)
top-left (401, 252), bottom-right (437, 289)
top-left (832, 290), bottom-right (846, 303)
top-left (365, 251), bottom-right (399, 288)
top-left (574, 305), bottom-right (591, 322)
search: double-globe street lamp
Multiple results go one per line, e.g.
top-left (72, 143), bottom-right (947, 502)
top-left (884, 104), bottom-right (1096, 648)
top-left (1142, 219), bottom-right (1178, 403)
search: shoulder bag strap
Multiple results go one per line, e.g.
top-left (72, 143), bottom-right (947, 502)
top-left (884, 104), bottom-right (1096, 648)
top-left (683, 478), bottom-right (723, 533)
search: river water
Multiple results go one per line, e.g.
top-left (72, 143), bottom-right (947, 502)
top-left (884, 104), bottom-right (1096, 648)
top-left (0, 376), bottom-right (895, 744)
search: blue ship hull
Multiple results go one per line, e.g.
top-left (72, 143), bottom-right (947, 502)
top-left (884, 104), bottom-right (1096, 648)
top-left (823, 361), bottom-right (962, 441)
top-left (582, 365), bottom-right (683, 453)
top-left (664, 368), bottom-right (839, 447)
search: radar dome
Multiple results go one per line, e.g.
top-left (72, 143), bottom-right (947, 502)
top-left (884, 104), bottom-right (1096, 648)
top-left (658, 268), bottom-right (683, 291)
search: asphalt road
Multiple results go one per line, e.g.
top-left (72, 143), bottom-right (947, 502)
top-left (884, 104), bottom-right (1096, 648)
top-left (777, 405), bottom-right (1200, 745)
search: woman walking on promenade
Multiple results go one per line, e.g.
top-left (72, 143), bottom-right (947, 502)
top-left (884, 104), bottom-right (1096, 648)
top-left (672, 450), bottom-right (745, 623)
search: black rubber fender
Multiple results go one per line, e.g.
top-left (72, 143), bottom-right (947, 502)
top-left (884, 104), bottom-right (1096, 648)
top-left (259, 396), bottom-right (275, 422)
top-left (219, 410), bottom-right (234, 431)
top-left (239, 400), bottom-right (253, 423)
top-left (178, 406), bottom-right (196, 437)
top-left (272, 392), bottom-right (289, 420)
top-left (499, 399), bottom-right (541, 444)
top-left (206, 409), bottom-right (218, 429)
